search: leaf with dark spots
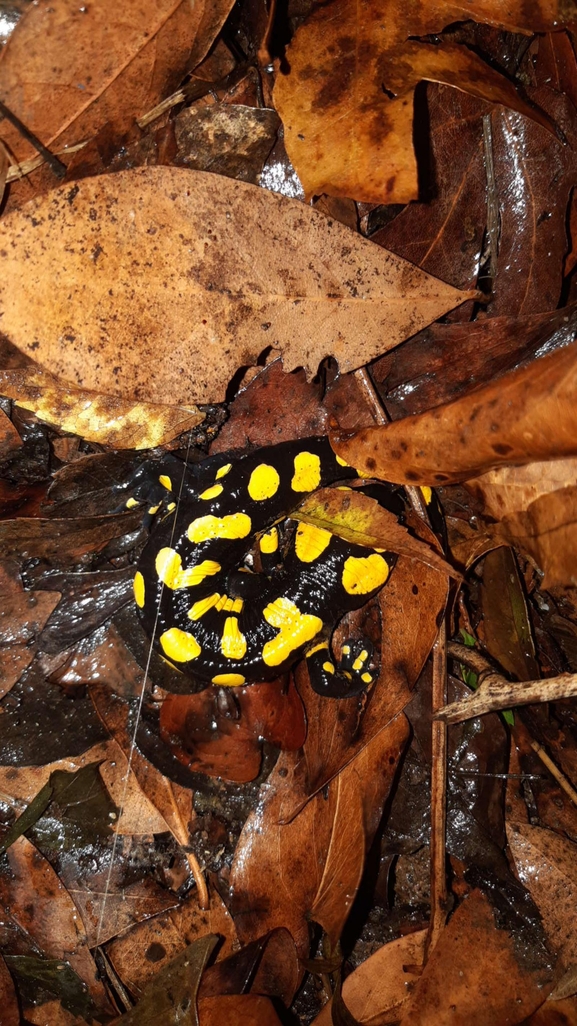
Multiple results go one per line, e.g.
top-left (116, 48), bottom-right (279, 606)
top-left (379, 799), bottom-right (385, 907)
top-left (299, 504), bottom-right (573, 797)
top-left (112, 935), bottom-right (218, 1026)
top-left (332, 342), bottom-right (577, 486)
top-left (273, 0), bottom-right (562, 204)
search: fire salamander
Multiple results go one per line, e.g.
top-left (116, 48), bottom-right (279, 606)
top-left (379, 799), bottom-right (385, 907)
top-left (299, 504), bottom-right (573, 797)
top-left (130, 437), bottom-right (399, 698)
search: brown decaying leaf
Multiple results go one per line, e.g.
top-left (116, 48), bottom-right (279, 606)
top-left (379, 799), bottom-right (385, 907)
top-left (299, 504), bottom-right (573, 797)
top-left (0, 368), bottom-right (203, 449)
top-left (399, 889), bottom-right (552, 1025)
top-left (0, 835), bottom-right (113, 1014)
top-left (311, 930), bottom-right (426, 1025)
top-left (0, 509), bottom-right (142, 566)
top-left (277, 546), bottom-right (448, 823)
top-left (467, 458), bottom-right (577, 521)
top-left (229, 714), bottom-right (409, 960)
top-left (0, 167), bottom-right (473, 406)
top-left (106, 891), bottom-right (236, 1001)
top-left (0, 953), bottom-right (20, 1026)
top-left (273, 0), bottom-right (560, 204)
top-left (507, 823), bottom-right (577, 969)
top-left (173, 104), bottom-right (281, 185)
top-left (295, 487), bottom-right (456, 579)
top-left (0, 407), bottom-right (22, 457)
top-left (0, 561), bottom-right (60, 697)
top-left (333, 341), bottom-right (577, 486)
top-left (0, 0), bottom-right (236, 163)
top-left (198, 994), bottom-right (284, 1026)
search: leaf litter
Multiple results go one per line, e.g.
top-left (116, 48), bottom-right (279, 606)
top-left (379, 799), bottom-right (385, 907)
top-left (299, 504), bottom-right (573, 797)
top-left (0, 4), bottom-right (576, 1025)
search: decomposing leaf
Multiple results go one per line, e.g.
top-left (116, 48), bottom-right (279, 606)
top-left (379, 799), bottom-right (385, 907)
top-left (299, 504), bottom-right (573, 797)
top-left (0, 368), bottom-right (203, 449)
top-left (0, 835), bottom-right (113, 1013)
top-left (0, 560), bottom-right (60, 697)
top-left (0, 408), bottom-right (22, 458)
top-left (399, 889), bottom-right (553, 1025)
top-left (295, 486), bottom-right (455, 579)
top-left (0, 954), bottom-right (19, 1026)
top-left (106, 891), bottom-right (236, 1001)
top-left (5, 956), bottom-right (98, 1023)
top-left (173, 104), bottom-right (280, 184)
top-left (230, 714), bottom-right (409, 958)
top-left (0, 167), bottom-right (473, 406)
top-left (198, 994), bottom-right (284, 1026)
top-left (467, 458), bottom-right (577, 521)
top-left (274, 0), bottom-right (560, 204)
top-left (479, 547), bottom-right (540, 683)
top-left (0, 509), bottom-right (142, 566)
top-left (112, 936), bottom-right (218, 1026)
top-left (311, 930), bottom-right (426, 1025)
top-left (0, 0), bottom-right (236, 163)
top-left (333, 341), bottom-right (577, 486)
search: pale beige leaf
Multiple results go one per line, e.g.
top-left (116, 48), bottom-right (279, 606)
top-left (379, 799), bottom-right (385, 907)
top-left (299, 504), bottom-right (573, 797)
top-left (0, 166), bottom-right (473, 406)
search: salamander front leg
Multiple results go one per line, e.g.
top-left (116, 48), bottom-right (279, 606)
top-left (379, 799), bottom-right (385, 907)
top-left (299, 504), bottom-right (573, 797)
top-left (304, 637), bottom-right (376, 698)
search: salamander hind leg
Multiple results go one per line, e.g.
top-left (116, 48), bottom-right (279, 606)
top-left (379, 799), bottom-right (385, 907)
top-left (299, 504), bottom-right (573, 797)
top-left (305, 637), bottom-right (376, 698)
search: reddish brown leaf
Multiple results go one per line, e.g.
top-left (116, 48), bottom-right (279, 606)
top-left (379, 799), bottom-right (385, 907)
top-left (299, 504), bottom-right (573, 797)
top-left (230, 715), bottom-right (409, 957)
top-left (0, 953), bottom-right (20, 1026)
top-left (333, 342), bottom-right (577, 486)
top-left (198, 994), bottom-right (284, 1026)
top-left (0, 167), bottom-right (473, 406)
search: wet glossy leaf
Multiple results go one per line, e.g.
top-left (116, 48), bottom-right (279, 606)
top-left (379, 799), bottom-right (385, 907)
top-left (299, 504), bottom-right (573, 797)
top-left (113, 935), bottom-right (218, 1026)
top-left (4, 955), bottom-right (96, 1021)
top-left (0, 167), bottom-right (472, 406)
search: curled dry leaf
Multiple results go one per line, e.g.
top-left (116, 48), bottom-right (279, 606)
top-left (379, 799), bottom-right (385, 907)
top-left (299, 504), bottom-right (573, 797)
top-left (274, 0), bottom-right (559, 204)
top-left (0, 167), bottom-right (473, 406)
top-left (467, 458), bottom-right (577, 521)
top-left (311, 930), bottom-right (426, 1025)
top-left (0, 368), bottom-right (203, 449)
top-left (0, 0), bottom-right (236, 163)
top-left (295, 486), bottom-right (456, 579)
top-left (333, 341), bottom-right (577, 486)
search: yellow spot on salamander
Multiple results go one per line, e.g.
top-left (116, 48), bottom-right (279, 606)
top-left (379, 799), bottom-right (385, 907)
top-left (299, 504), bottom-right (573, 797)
top-left (221, 616), bottom-right (247, 659)
top-left (215, 463), bottom-right (232, 480)
top-left (212, 673), bottom-right (246, 686)
top-left (259, 527), bottom-right (279, 554)
top-left (361, 672), bottom-right (373, 684)
top-left (148, 504), bottom-right (160, 515)
top-left (421, 485), bottom-right (433, 505)
top-left (323, 661), bottom-right (335, 674)
top-left (160, 627), bottom-right (201, 662)
top-left (167, 502), bottom-right (176, 511)
top-left (291, 451), bottom-right (321, 492)
top-left (295, 522), bottom-right (332, 563)
top-left (187, 512), bottom-right (251, 544)
top-left (342, 553), bottom-right (390, 595)
top-left (216, 595), bottom-right (244, 613)
top-left (336, 455), bottom-right (349, 467)
top-left (248, 463), bottom-right (280, 501)
top-left (199, 483), bottom-right (223, 501)
top-left (125, 497), bottom-right (139, 508)
top-left (155, 548), bottom-right (221, 589)
top-left (353, 650), bottom-right (369, 671)
top-left (342, 645), bottom-right (351, 656)
top-left (133, 571), bottom-right (145, 608)
top-left (159, 474), bottom-right (172, 491)
top-left (306, 641), bottom-right (329, 658)
top-left (262, 597), bottom-right (322, 667)
top-left (188, 593), bottom-right (221, 620)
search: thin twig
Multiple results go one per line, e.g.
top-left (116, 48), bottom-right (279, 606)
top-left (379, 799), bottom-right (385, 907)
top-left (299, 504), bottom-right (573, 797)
top-left (0, 99), bottom-right (66, 178)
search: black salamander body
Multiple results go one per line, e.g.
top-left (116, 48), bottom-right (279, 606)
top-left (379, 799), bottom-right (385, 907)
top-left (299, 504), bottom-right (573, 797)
top-left (133, 437), bottom-right (398, 698)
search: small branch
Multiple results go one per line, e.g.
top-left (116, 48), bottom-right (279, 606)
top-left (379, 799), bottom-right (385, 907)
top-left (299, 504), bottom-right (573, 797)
top-left (439, 641), bottom-right (577, 723)
top-left (0, 99), bottom-right (66, 178)
top-left (425, 624), bottom-right (449, 960)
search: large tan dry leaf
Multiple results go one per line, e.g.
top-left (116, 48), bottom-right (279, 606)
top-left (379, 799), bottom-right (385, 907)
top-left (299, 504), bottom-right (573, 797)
top-left (467, 458), bottom-right (577, 520)
top-left (0, 0), bottom-right (236, 163)
top-left (274, 0), bottom-right (560, 204)
top-left (333, 341), bottom-right (577, 486)
top-left (0, 167), bottom-right (472, 406)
